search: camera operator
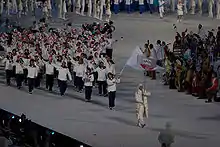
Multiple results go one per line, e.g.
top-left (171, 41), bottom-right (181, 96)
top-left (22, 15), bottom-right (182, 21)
top-left (101, 21), bottom-right (115, 35)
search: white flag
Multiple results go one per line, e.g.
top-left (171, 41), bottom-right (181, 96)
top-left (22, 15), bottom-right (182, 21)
top-left (125, 46), bottom-right (144, 70)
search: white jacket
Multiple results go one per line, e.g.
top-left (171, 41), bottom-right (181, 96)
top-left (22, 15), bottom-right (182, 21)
top-left (83, 74), bottom-right (94, 86)
top-left (107, 78), bottom-right (120, 92)
top-left (75, 64), bottom-right (85, 77)
top-left (135, 89), bottom-right (151, 106)
top-left (56, 67), bottom-right (72, 81)
top-left (96, 67), bottom-right (107, 81)
top-left (23, 58), bottom-right (30, 68)
top-left (14, 62), bottom-right (24, 74)
top-left (44, 62), bottom-right (54, 75)
top-left (27, 66), bottom-right (38, 78)
top-left (2, 58), bottom-right (13, 70)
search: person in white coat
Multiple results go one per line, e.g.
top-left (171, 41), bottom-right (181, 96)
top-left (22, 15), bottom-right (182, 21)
top-left (198, 0), bottom-right (203, 15)
top-left (149, 44), bottom-right (157, 80)
top-left (75, 0), bottom-right (81, 14)
top-left (12, 0), bottom-right (18, 14)
top-left (99, 0), bottom-right (105, 20)
top-left (14, 58), bottom-right (24, 89)
top-left (107, 72), bottom-right (120, 110)
top-left (159, 0), bottom-right (165, 18)
top-left (105, 0), bottom-right (111, 22)
top-left (27, 59), bottom-right (38, 94)
top-left (6, 0), bottom-right (10, 15)
top-left (217, 0), bottom-right (220, 19)
top-left (184, 0), bottom-right (188, 14)
top-left (47, 0), bottom-right (52, 18)
top-left (80, 0), bottom-right (85, 16)
top-left (208, 0), bottom-right (214, 18)
top-left (170, 0), bottom-right (175, 12)
top-left (62, 0), bottom-right (67, 19)
top-left (83, 68), bottom-right (94, 101)
top-left (57, 0), bottom-right (63, 18)
top-left (135, 84), bottom-right (151, 128)
top-left (1, 55), bottom-right (13, 86)
top-left (190, 0), bottom-right (195, 15)
top-left (87, 0), bottom-right (92, 16)
top-left (18, 0), bottom-right (23, 18)
top-left (42, 1), bottom-right (49, 20)
top-left (177, 0), bottom-right (183, 22)
top-left (75, 58), bottom-right (86, 92)
top-left (0, 0), bottom-right (3, 16)
top-left (96, 61), bottom-right (107, 96)
top-left (43, 58), bottom-right (55, 91)
top-left (54, 61), bottom-right (72, 96)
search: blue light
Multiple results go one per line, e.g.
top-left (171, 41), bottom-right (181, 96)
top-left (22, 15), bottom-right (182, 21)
top-left (12, 116), bottom-right (15, 119)
top-left (51, 132), bottom-right (55, 135)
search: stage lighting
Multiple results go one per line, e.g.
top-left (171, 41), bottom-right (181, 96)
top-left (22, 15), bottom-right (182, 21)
top-left (80, 145), bottom-right (84, 147)
top-left (51, 132), bottom-right (55, 135)
top-left (12, 116), bottom-right (15, 119)
top-left (19, 119), bottom-right (22, 123)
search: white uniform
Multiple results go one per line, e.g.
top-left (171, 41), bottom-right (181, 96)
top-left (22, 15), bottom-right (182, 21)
top-left (6, 0), bottom-right (10, 15)
top-left (76, 0), bottom-right (81, 14)
top-left (12, 0), bottom-right (18, 13)
top-left (208, 0), bottom-right (214, 18)
top-left (177, 3), bottom-right (183, 16)
top-left (135, 86), bottom-right (151, 126)
top-left (217, 0), bottom-right (220, 19)
top-left (87, 0), bottom-right (92, 17)
top-left (171, 0), bottom-right (175, 12)
top-left (80, 0), bottom-right (85, 15)
top-left (184, 0), bottom-right (187, 14)
top-left (62, 0), bottom-right (67, 19)
top-left (99, 0), bottom-right (105, 20)
top-left (159, 0), bottom-right (165, 18)
top-left (105, 0), bottom-right (111, 22)
top-left (190, 0), bottom-right (195, 15)
top-left (198, 0), bottom-right (203, 15)
top-left (0, 0), bottom-right (3, 15)
top-left (58, 0), bottom-right (63, 18)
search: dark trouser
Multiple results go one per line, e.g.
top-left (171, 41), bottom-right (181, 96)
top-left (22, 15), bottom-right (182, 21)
top-left (207, 90), bottom-right (217, 102)
top-left (12, 66), bottom-right (16, 77)
top-left (28, 78), bottom-right (35, 93)
top-left (98, 81), bottom-right (107, 95)
top-left (73, 72), bottom-right (77, 86)
top-left (76, 76), bottom-right (84, 91)
top-left (23, 69), bottom-right (28, 84)
top-left (161, 143), bottom-right (171, 147)
top-left (59, 80), bottom-right (67, 95)
top-left (106, 48), bottom-right (113, 59)
top-left (5, 70), bottom-right (12, 85)
top-left (16, 74), bottom-right (23, 87)
top-left (46, 74), bottom-right (54, 91)
top-left (93, 72), bottom-right (98, 85)
top-left (185, 81), bottom-right (192, 94)
top-left (150, 70), bottom-right (156, 79)
top-left (169, 78), bottom-right (176, 89)
top-left (85, 86), bottom-right (92, 100)
top-left (198, 85), bottom-right (206, 99)
top-left (108, 91), bottom-right (116, 108)
top-left (35, 73), bottom-right (42, 88)
top-left (157, 60), bottom-right (162, 67)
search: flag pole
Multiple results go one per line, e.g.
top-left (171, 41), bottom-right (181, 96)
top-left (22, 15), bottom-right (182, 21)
top-left (119, 64), bottom-right (127, 76)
